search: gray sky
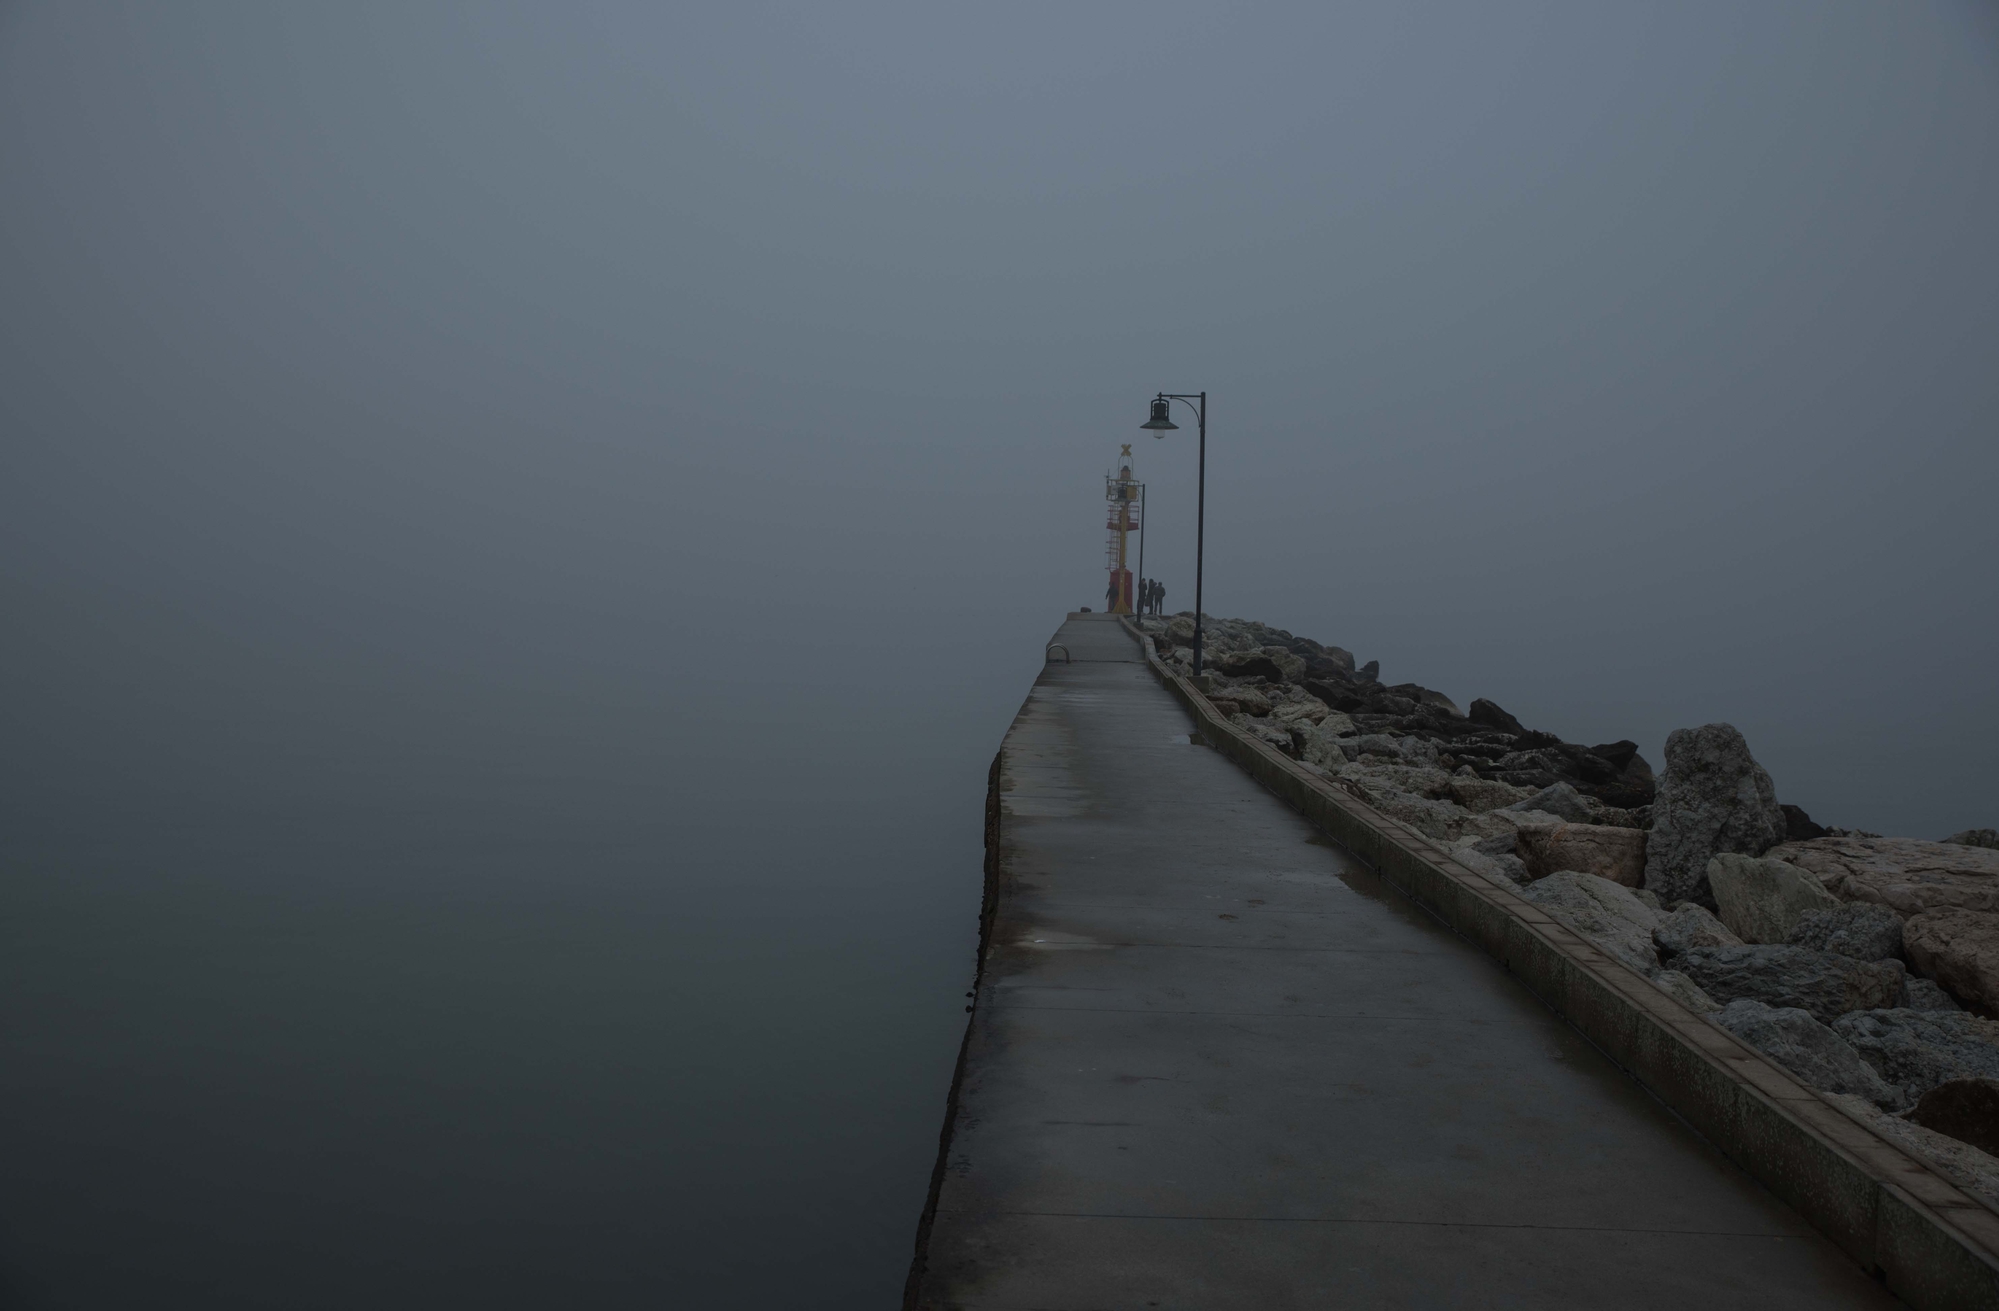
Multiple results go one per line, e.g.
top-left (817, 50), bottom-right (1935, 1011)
top-left (4, 1), bottom-right (1996, 834)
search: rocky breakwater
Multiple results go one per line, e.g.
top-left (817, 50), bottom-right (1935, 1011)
top-left (1136, 610), bottom-right (1999, 1209)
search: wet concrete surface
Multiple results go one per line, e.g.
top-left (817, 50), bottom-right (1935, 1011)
top-left (908, 614), bottom-right (1900, 1310)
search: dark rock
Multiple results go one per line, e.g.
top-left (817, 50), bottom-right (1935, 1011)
top-left (1493, 749), bottom-right (1562, 775)
top-left (1546, 742), bottom-right (1620, 785)
top-left (1492, 769), bottom-right (1563, 792)
top-left (1445, 740), bottom-right (1515, 761)
top-left (1302, 654), bottom-right (1351, 680)
top-left (1217, 652), bottom-right (1285, 681)
top-left (1579, 748), bottom-right (1657, 810)
top-left (1579, 776), bottom-right (1659, 812)
top-left (1469, 698), bottom-right (1526, 736)
top-left (1945, 828), bottom-right (1999, 850)
top-left (1356, 660), bottom-right (1379, 683)
top-left (1711, 1000), bottom-right (1905, 1109)
top-left (1910, 1078), bottom-right (1999, 1156)
top-left (1643, 723), bottom-right (1787, 907)
top-left (1676, 944), bottom-right (1905, 1024)
top-left (1502, 782), bottom-right (1594, 825)
top-left (1654, 904), bottom-right (1742, 958)
top-left (1781, 804), bottom-right (1828, 842)
top-left (1385, 683), bottom-right (1462, 717)
top-left (1303, 678), bottom-right (1368, 713)
top-left (1832, 1008), bottom-right (1999, 1102)
top-left (1900, 977), bottom-right (1961, 1011)
top-left (1589, 740), bottom-right (1640, 773)
top-left (1412, 712), bottom-right (1486, 741)
top-left (1787, 903), bottom-right (1904, 961)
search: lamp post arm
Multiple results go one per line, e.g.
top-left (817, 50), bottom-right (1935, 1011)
top-left (1145, 390), bottom-right (1209, 677)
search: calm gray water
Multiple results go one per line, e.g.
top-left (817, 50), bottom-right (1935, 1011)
top-left (1, 609), bottom-right (1027, 1306)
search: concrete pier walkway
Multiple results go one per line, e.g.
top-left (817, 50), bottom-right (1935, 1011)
top-left (907, 613), bottom-right (1898, 1309)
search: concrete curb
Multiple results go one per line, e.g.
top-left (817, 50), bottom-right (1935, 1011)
top-left (903, 749), bottom-right (1006, 1311)
top-left (1127, 620), bottom-right (1999, 1310)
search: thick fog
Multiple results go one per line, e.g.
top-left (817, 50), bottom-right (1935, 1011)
top-left (3, 2), bottom-right (1995, 1306)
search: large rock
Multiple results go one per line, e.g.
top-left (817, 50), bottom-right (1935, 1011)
top-left (1212, 684), bottom-right (1272, 716)
top-left (1298, 723), bottom-right (1354, 771)
top-left (1707, 853), bottom-right (1841, 944)
top-left (1217, 651), bottom-right (1286, 681)
top-left (1675, 945), bottom-right (1904, 1024)
top-left (1653, 904), bottom-right (1742, 958)
top-left (1516, 822), bottom-right (1648, 887)
top-left (1354, 733), bottom-right (1408, 761)
top-left (1904, 908), bottom-right (1999, 1014)
top-left (1653, 970), bottom-right (1721, 1014)
top-left (1831, 1008), bottom-right (1999, 1102)
top-left (1270, 699), bottom-right (1328, 726)
top-left (1911, 1078), bottom-right (1999, 1156)
top-left (1780, 804), bottom-right (1829, 842)
top-left (1762, 835), bottom-right (1999, 917)
top-left (1394, 735), bottom-right (1444, 769)
top-left (1944, 829), bottom-right (1999, 850)
top-left (1262, 647), bottom-right (1307, 682)
top-left (1449, 842), bottom-right (1530, 886)
top-left (1347, 763), bottom-right (1454, 800)
top-left (1900, 977), bottom-right (1962, 1011)
top-left (1503, 782), bottom-right (1595, 824)
top-left (1711, 1000), bottom-right (1905, 1109)
top-left (1518, 871), bottom-right (1661, 976)
top-left (1468, 697), bottom-right (1526, 735)
top-left (1229, 714), bottom-right (1293, 754)
top-left (1787, 903), bottom-right (1904, 961)
top-left (1644, 723), bottom-right (1786, 906)
top-left (1582, 742), bottom-right (1658, 810)
top-left (1446, 776), bottom-right (1534, 813)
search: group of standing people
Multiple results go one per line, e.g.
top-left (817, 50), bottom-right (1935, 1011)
top-left (1104, 575), bottom-right (1168, 615)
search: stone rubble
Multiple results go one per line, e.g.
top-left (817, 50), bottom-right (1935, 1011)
top-left (1135, 609), bottom-right (1999, 1192)
top-left (1712, 1000), bottom-right (1906, 1109)
top-left (1707, 853), bottom-right (1841, 944)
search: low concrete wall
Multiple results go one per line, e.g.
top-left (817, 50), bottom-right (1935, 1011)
top-left (1127, 621), bottom-right (1999, 1311)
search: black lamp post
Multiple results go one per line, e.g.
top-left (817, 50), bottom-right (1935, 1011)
top-left (1139, 391), bottom-right (1207, 675)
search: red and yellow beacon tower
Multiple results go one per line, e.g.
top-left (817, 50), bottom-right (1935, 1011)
top-left (1105, 445), bottom-right (1143, 614)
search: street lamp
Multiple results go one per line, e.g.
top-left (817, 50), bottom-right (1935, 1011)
top-left (1140, 390), bottom-right (1207, 676)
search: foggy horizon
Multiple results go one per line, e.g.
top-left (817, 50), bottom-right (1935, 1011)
top-left (4, 2), bottom-right (1996, 1305)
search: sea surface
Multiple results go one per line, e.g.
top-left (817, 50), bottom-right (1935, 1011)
top-left (0, 603), bottom-right (1036, 1308)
